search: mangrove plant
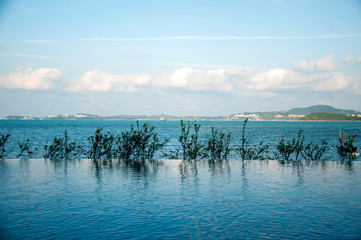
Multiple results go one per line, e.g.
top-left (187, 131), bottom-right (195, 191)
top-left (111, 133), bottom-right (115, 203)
top-left (178, 120), bottom-right (204, 160)
top-left (87, 128), bottom-right (115, 161)
top-left (237, 118), bottom-right (270, 160)
top-left (17, 138), bottom-right (38, 159)
top-left (204, 127), bottom-right (232, 161)
top-left (43, 130), bottom-right (82, 160)
top-left (0, 133), bottom-right (11, 159)
top-left (275, 129), bottom-right (305, 162)
top-left (129, 121), bottom-right (168, 161)
top-left (302, 140), bottom-right (328, 161)
top-left (336, 131), bottom-right (358, 161)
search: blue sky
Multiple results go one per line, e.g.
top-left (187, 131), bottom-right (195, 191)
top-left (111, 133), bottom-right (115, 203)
top-left (0, 0), bottom-right (361, 117)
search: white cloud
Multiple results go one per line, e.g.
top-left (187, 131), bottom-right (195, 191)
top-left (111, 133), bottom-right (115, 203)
top-left (352, 81), bottom-right (361, 95)
top-left (244, 68), bottom-right (350, 93)
top-left (293, 60), bottom-right (315, 72)
top-left (246, 68), bottom-right (308, 90)
top-left (316, 55), bottom-right (338, 71)
top-left (313, 72), bottom-right (349, 91)
top-left (347, 76), bottom-right (361, 95)
top-left (357, 57), bottom-right (361, 63)
top-left (21, 34), bottom-right (361, 43)
top-left (153, 67), bottom-right (242, 92)
top-left (153, 66), bottom-right (352, 95)
top-left (343, 56), bottom-right (352, 63)
top-left (293, 55), bottom-right (338, 72)
top-left (67, 69), bottom-right (151, 92)
top-left (0, 66), bottom-right (61, 90)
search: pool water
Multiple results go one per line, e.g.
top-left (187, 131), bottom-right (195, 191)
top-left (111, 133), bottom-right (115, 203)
top-left (1, 159), bottom-right (360, 239)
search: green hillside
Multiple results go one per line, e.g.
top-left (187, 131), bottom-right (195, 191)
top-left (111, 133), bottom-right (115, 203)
top-left (287, 105), bottom-right (360, 115)
top-left (299, 112), bottom-right (361, 121)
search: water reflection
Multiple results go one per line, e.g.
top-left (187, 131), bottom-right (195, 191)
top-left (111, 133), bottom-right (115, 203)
top-left (178, 160), bottom-right (199, 181)
top-left (44, 158), bottom-right (78, 175)
top-left (240, 160), bottom-right (248, 193)
top-left (336, 160), bottom-right (355, 174)
top-left (207, 160), bottom-right (231, 178)
top-left (117, 159), bottom-right (163, 180)
top-left (89, 159), bottom-right (164, 187)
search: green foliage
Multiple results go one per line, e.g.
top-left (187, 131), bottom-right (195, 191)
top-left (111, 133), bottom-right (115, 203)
top-left (336, 131), bottom-right (358, 161)
top-left (204, 127), bottom-right (231, 161)
top-left (17, 138), bottom-right (38, 159)
top-left (275, 129), bottom-right (304, 162)
top-left (299, 112), bottom-right (361, 121)
top-left (163, 149), bottom-right (180, 159)
top-left (246, 141), bottom-right (270, 160)
top-left (90, 121), bottom-right (168, 161)
top-left (130, 121), bottom-right (168, 161)
top-left (294, 130), bottom-right (304, 161)
top-left (0, 133), bottom-right (11, 159)
top-left (114, 126), bottom-right (136, 161)
top-left (238, 118), bottom-right (250, 161)
top-left (87, 128), bottom-right (115, 160)
top-left (302, 140), bottom-right (328, 161)
top-left (43, 130), bottom-right (82, 160)
top-left (178, 120), bottom-right (204, 160)
top-left (237, 118), bottom-right (270, 160)
top-left (275, 139), bottom-right (295, 162)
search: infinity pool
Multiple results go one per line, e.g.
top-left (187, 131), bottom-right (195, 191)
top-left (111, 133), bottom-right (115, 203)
top-left (1, 159), bottom-right (360, 239)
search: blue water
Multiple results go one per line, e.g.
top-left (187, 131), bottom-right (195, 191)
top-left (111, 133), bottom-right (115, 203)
top-left (1, 121), bottom-right (361, 238)
top-left (1, 159), bottom-right (361, 239)
top-left (1, 120), bottom-right (361, 160)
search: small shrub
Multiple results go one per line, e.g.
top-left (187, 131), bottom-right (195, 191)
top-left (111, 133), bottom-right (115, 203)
top-left (302, 140), bottom-right (328, 161)
top-left (163, 149), bottom-right (180, 159)
top-left (178, 120), bottom-right (204, 160)
top-left (205, 127), bottom-right (231, 161)
top-left (114, 126), bottom-right (136, 161)
top-left (247, 141), bottom-right (270, 160)
top-left (236, 118), bottom-right (270, 160)
top-left (336, 131), bottom-right (358, 161)
top-left (238, 118), bottom-right (250, 161)
top-left (0, 133), bottom-right (11, 159)
top-left (275, 129), bottom-right (304, 162)
top-left (294, 130), bottom-right (305, 161)
top-left (17, 138), bottom-right (38, 159)
top-left (131, 121), bottom-right (168, 161)
top-left (275, 138), bottom-right (295, 162)
top-left (87, 128), bottom-right (115, 160)
top-left (43, 130), bottom-right (82, 160)
top-left (114, 121), bottom-right (167, 161)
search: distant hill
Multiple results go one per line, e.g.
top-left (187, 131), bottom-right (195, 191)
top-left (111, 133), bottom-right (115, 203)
top-left (287, 105), bottom-right (360, 115)
top-left (228, 105), bottom-right (361, 121)
top-left (299, 113), bottom-right (361, 121)
top-left (3, 105), bottom-right (361, 121)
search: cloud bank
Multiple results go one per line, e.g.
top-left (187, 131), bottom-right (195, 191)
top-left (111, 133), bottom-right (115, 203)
top-left (293, 55), bottom-right (338, 72)
top-left (67, 69), bottom-right (151, 92)
top-left (0, 67), bottom-right (61, 90)
top-left (2, 55), bottom-right (359, 97)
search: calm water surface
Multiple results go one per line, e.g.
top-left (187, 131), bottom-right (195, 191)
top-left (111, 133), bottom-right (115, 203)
top-left (1, 159), bottom-right (361, 239)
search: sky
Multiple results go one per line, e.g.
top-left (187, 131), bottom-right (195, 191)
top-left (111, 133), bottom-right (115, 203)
top-left (0, 0), bottom-right (361, 117)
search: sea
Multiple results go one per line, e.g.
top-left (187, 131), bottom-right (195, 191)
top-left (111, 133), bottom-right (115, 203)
top-left (0, 120), bottom-right (361, 239)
